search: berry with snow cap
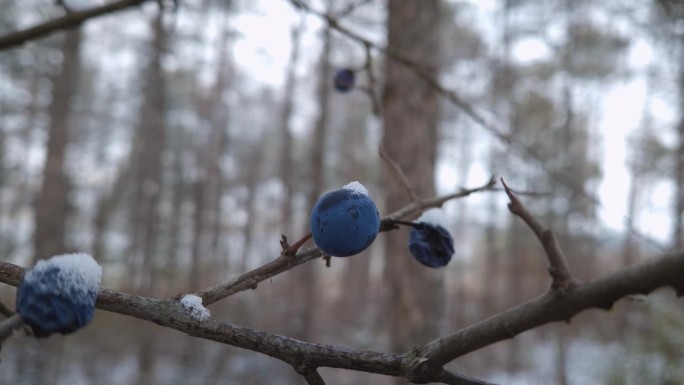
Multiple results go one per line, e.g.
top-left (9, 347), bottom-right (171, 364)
top-left (407, 208), bottom-right (455, 268)
top-left (310, 181), bottom-right (380, 257)
top-left (333, 68), bottom-right (355, 92)
top-left (16, 253), bottom-right (102, 338)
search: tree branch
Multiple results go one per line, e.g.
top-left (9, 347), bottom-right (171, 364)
top-left (501, 178), bottom-right (577, 291)
top-left (0, 0), bottom-right (153, 51)
top-left (197, 181), bottom-right (495, 305)
top-left (417, 251), bottom-right (684, 369)
top-left (298, 367), bottom-right (326, 385)
top-left (1, 251), bottom-right (683, 382)
top-left (379, 146), bottom-right (419, 201)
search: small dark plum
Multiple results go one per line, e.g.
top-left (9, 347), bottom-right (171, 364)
top-left (310, 181), bottom-right (380, 257)
top-left (408, 209), bottom-right (454, 268)
top-left (16, 253), bottom-right (101, 338)
top-left (334, 68), bottom-right (355, 92)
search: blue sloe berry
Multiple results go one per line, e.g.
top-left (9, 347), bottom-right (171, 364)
top-left (310, 182), bottom-right (380, 257)
top-left (334, 68), bottom-right (355, 92)
top-left (16, 254), bottom-right (100, 338)
top-left (408, 209), bottom-right (455, 268)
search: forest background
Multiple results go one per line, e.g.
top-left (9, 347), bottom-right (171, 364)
top-left (0, 0), bottom-right (683, 384)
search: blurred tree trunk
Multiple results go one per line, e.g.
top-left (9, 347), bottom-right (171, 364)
top-left (131, 11), bottom-right (168, 385)
top-left (278, 16), bottom-right (304, 231)
top-left (289, 21), bottom-right (332, 345)
top-left (128, 11), bottom-right (167, 293)
top-left (32, 28), bottom-right (82, 264)
top-left (381, 0), bottom-right (442, 373)
top-left (672, 38), bottom-right (684, 250)
top-left (189, 28), bottom-right (232, 290)
top-left (24, 27), bottom-right (82, 385)
top-left (92, 162), bottom-right (131, 262)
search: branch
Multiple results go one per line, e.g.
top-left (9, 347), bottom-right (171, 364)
top-left (0, 314), bottom-right (24, 344)
top-left (501, 178), bottom-right (577, 291)
top-left (299, 368), bottom-right (326, 385)
top-left (0, 300), bottom-right (15, 318)
top-left (379, 146), bottom-right (419, 201)
top-left (197, 181), bottom-right (495, 305)
top-left (0, 260), bottom-right (489, 384)
top-left (0, 0), bottom-right (153, 51)
top-left (379, 176), bottom-right (497, 230)
top-left (2, 252), bottom-right (684, 382)
top-left (1, 251), bottom-right (683, 382)
top-left (416, 251), bottom-right (684, 369)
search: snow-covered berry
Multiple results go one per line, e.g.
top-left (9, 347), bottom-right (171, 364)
top-left (16, 253), bottom-right (102, 338)
top-left (310, 181), bottom-right (380, 257)
top-left (408, 209), bottom-right (454, 268)
top-left (333, 68), bottom-right (355, 92)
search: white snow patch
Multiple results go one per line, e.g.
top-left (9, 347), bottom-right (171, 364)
top-left (25, 253), bottom-right (102, 302)
top-left (416, 208), bottom-right (450, 231)
top-left (180, 294), bottom-right (211, 321)
top-left (342, 181), bottom-right (370, 196)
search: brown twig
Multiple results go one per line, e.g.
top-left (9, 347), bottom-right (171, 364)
top-left (0, 0), bottom-right (153, 51)
top-left (379, 146), bottom-right (420, 202)
top-left (379, 176), bottom-right (497, 231)
top-left (281, 232), bottom-right (313, 256)
top-left (0, 300), bottom-right (15, 318)
top-left (299, 367), bottom-right (326, 385)
top-left (361, 42), bottom-right (381, 117)
top-left (500, 178), bottom-right (577, 291)
top-left (196, 181), bottom-right (494, 306)
top-left (416, 252), bottom-right (684, 369)
top-left (0, 314), bottom-right (24, 344)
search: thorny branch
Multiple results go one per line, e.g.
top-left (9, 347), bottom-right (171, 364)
top-left (197, 179), bottom-right (496, 306)
top-left (379, 146), bottom-right (420, 202)
top-left (1, 245), bottom-right (683, 383)
top-left (501, 178), bottom-right (577, 291)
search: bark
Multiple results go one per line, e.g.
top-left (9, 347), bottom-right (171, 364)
top-left (381, 0), bottom-right (443, 375)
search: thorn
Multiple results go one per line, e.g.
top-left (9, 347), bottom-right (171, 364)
top-left (282, 233), bottom-right (313, 256)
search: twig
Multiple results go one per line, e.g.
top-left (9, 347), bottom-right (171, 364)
top-left (379, 176), bottom-right (497, 231)
top-left (0, 314), bottom-right (24, 344)
top-left (0, 300), bottom-right (15, 318)
top-left (0, 0), bottom-right (153, 51)
top-left (379, 146), bottom-right (420, 201)
top-left (280, 232), bottom-right (313, 256)
top-left (197, 181), bottom-right (494, 305)
top-left (299, 367), bottom-right (326, 385)
top-left (500, 178), bottom-right (577, 291)
top-left (362, 42), bottom-right (381, 117)
top-left (416, 251), bottom-right (684, 368)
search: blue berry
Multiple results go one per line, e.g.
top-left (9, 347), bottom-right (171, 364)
top-left (16, 253), bottom-right (101, 338)
top-left (333, 68), bottom-right (355, 92)
top-left (408, 209), bottom-right (454, 268)
top-left (310, 182), bottom-right (380, 257)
